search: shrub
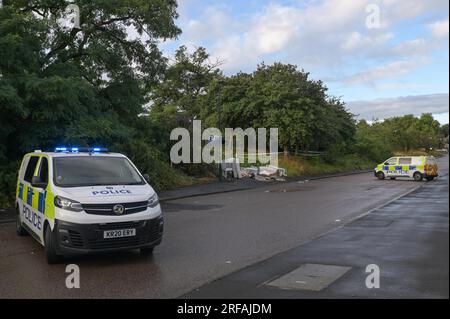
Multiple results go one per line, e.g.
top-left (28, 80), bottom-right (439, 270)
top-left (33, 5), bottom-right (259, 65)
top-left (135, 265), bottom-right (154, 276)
top-left (115, 139), bottom-right (191, 191)
top-left (0, 161), bottom-right (20, 208)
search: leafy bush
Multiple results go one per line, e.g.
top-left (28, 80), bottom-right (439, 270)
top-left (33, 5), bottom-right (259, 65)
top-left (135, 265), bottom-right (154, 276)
top-left (0, 161), bottom-right (20, 208)
top-left (115, 139), bottom-right (192, 191)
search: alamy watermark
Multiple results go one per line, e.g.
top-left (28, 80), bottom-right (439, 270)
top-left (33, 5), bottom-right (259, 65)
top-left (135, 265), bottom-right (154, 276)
top-left (60, 3), bottom-right (81, 30)
top-left (65, 264), bottom-right (80, 289)
top-left (365, 264), bottom-right (380, 289)
top-left (170, 120), bottom-right (279, 166)
top-left (0, 1), bottom-right (80, 30)
top-left (365, 3), bottom-right (381, 29)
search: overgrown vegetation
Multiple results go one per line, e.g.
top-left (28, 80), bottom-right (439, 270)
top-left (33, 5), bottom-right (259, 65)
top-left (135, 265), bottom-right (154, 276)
top-left (0, 2), bottom-right (448, 207)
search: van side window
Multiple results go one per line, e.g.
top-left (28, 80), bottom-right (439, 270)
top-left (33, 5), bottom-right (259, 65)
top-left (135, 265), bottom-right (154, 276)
top-left (399, 158), bottom-right (412, 165)
top-left (24, 156), bottom-right (40, 183)
top-left (385, 158), bottom-right (397, 165)
top-left (38, 157), bottom-right (49, 184)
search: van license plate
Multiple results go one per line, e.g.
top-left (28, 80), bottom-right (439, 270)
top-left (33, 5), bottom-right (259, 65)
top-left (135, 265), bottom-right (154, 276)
top-left (103, 229), bottom-right (136, 239)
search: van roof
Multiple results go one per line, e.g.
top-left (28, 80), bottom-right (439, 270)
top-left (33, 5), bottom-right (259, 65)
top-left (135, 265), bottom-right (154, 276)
top-left (394, 155), bottom-right (433, 158)
top-left (25, 151), bottom-right (126, 158)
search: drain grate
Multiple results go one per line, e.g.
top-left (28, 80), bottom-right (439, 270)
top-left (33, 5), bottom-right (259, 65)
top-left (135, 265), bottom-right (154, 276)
top-left (265, 263), bottom-right (351, 291)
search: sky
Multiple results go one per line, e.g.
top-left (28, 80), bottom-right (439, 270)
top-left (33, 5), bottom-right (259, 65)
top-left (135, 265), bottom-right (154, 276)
top-left (159, 0), bottom-right (449, 124)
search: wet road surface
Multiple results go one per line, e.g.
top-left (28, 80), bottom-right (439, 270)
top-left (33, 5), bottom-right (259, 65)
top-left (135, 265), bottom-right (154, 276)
top-left (185, 162), bottom-right (449, 298)
top-left (0, 156), bottom-right (447, 298)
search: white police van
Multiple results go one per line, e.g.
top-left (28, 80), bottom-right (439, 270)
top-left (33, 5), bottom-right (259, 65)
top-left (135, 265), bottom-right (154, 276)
top-left (15, 147), bottom-right (163, 264)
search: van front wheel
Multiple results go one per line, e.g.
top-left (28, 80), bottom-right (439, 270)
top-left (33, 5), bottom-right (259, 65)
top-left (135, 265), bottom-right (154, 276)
top-left (426, 176), bottom-right (435, 181)
top-left (413, 172), bottom-right (423, 182)
top-left (44, 225), bottom-right (61, 264)
top-left (376, 171), bottom-right (385, 180)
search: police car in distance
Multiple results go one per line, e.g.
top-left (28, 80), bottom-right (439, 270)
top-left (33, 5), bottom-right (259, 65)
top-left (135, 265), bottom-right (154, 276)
top-left (15, 147), bottom-right (163, 264)
top-left (374, 156), bottom-right (438, 182)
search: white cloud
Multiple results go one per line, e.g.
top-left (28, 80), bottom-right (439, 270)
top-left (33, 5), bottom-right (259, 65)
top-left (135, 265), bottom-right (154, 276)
top-left (376, 82), bottom-right (433, 90)
top-left (347, 93), bottom-right (449, 121)
top-left (429, 19), bottom-right (449, 38)
top-left (175, 0), bottom-right (448, 74)
top-left (204, 1), bottom-right (394, 71)
top-left (249, 5), bottom-right (300, 55)
top-left (389, 38), bottom-right (429, 56)
top-left (382, 0), bottom-right (448, 26)
top-left (340, 31), bottom-right (394, 52)
top-left (344, 58), bottom-right (430, 85)
top-left (184, 5), bottom-right (241, 42)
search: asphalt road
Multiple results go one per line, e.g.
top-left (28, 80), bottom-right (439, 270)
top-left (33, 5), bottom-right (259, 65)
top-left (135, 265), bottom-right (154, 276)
top-left (185, 158), bottom-right (449, 299)
top-left (0, 156), bottom-right (447, 298)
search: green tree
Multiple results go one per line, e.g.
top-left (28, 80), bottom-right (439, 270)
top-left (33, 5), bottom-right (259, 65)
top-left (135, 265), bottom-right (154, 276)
top-left (439, 124), bottom-right (449, 139)
top-left (0, 0), bottom-right (181, 206)
top-left (151, 45), bottom-right (222, 122)
top-left (202, 63), bottom-right (355, 154)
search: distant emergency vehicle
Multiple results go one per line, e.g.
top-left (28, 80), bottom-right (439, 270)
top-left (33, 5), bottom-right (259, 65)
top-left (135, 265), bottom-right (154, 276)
top-left (374, 156), bottom-right (438, 181)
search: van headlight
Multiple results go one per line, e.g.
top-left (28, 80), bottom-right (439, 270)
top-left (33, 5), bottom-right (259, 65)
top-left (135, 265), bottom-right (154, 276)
top-left (54, 196), bottom-right (83, 212)
top-left (147, 193), bottom-right (159, 208)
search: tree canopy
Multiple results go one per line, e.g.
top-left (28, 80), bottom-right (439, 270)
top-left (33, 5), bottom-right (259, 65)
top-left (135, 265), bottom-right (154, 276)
top-left (199, 63), bottom-right (355, 153)
top-left (0, 0), bottom-right (180, 160)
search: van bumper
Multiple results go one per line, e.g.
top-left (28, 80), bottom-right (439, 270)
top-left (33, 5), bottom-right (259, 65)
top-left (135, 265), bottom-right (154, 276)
top-left (54, 216), bottom-right (163, 255)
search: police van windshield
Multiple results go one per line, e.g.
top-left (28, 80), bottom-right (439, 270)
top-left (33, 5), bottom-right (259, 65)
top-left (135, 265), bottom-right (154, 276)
top-left (53, 156), bottom-right (145, 187)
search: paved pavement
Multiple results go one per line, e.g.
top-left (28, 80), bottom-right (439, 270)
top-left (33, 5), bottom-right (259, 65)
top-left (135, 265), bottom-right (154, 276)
top-left (0, 157), bottom-right (447, 298)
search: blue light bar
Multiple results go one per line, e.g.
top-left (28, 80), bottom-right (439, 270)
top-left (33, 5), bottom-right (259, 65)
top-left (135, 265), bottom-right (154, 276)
top-left (54, 147), bottom-right (108, 153)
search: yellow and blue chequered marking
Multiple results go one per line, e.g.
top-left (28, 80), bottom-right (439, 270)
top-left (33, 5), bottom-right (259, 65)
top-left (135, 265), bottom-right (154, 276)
top-left (380, 164), bottom-right (419, 172)
top-left (17, 182), bottom-right (52, 217)
top-left (26, 187), bottom-right (34, 206)
top-left (18, 183), bottom-right (24, 199)
top-left (38, 191), bottom-right (46, 214)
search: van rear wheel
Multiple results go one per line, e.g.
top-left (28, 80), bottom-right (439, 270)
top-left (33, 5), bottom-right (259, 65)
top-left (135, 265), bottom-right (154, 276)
top-left (44, 225), bottom-right (61, 264)
top-left (413, 172), bottom-right (423, 182)
top-left (16, 207), bottom-right (27, 236)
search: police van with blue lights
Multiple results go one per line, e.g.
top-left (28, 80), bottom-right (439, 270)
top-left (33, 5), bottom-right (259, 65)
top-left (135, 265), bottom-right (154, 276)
top-left (15, 147), bottom-right (163, 264)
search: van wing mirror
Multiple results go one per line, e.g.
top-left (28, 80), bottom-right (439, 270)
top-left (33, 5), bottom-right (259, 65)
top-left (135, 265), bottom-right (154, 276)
top-left (31, 176), bottom-right (47, 189)
top-left (143, 173), bottom-right (150, 183)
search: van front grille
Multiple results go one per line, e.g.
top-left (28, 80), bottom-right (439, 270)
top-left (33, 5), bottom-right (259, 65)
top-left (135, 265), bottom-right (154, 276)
top-left (68, 230), bottom-right (84, 247)
top-left (82, 201), bottom-right (148, 215)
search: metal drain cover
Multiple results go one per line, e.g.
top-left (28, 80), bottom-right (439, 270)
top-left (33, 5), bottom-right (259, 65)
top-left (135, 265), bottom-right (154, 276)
top-left (265, 263), bottom-right (351, 291)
